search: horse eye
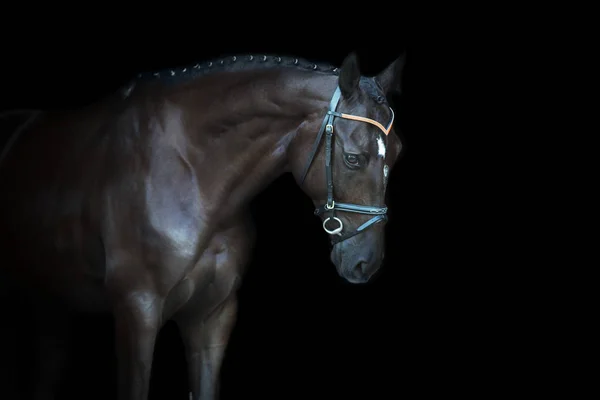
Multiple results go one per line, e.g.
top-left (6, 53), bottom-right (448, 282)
top-left (345, 154), bottom-right (360, 166)
top-left (376, 95), bottom-right (385, 104)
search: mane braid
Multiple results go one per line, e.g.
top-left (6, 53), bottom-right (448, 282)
top-left (134, 54), bottom-right (340, 84)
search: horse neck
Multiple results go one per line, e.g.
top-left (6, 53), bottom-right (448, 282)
top-left (173, 69), bottom-right (338, 217)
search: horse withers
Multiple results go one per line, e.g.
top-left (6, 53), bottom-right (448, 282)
top-left (0, 51), bottom-right (405, 400)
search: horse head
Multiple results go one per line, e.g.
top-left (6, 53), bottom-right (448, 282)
top-left (291, 52), bottom-right (406, 284)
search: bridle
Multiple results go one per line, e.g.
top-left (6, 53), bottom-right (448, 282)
top-left (299, 86), bottom-right (394, 245)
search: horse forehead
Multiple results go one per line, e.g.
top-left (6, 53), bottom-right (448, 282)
top-left (344, 124), bottom-right (375, 147)
top-left (341, 114), bottom-right (386, 152)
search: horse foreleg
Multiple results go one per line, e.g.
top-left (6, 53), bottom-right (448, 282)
top-left (113, 291), bottom-right (162, 400)
top-left (177, 294), bottom-right (238, 400)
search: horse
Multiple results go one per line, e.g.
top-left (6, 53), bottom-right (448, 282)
top-left (0, 51), bottom-right (405, 400)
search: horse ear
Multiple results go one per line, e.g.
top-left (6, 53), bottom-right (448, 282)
top-left (339, 52), bottom-right (361, 98)
top-left (375, 52), bottom-right (406, 95)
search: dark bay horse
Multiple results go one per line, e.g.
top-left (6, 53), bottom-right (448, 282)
top-left (0, 51), bottom-right (405, 400)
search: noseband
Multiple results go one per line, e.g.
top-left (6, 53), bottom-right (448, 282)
top-left (299, 86), bottom-right (394, 245)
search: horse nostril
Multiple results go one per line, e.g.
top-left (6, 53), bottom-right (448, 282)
top-left (355, 261), bottom-right (368, 274)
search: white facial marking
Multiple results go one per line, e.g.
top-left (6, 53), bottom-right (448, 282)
top-left (377, 135), bottom-right (386, 158)
top-left (383, 164), bottom-right (389, 186)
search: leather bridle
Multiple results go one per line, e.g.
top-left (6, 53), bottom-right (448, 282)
top-left (299, 86), bottom-right (394, 245)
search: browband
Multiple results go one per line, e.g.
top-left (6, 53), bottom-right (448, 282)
top-left (327, 108), bottom-right (394, 136)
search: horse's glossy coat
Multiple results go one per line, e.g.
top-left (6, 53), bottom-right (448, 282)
top-left (0, 52), bottom-right (405, 400)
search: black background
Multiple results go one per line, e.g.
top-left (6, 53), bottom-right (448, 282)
top-left (0, 11), bottom-right (523, 400)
